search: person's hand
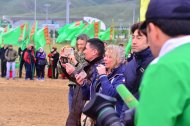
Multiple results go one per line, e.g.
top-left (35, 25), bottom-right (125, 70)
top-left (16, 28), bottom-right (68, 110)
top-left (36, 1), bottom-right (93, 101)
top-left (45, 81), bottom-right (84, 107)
top-left (68, 54), bottom-right (77, 65)
top-left (65, 63), bottom-right (75, 75)
top-left (75, 71), bottom-right (87, 85)
top-left (96, 64), bottom-right (106, 75)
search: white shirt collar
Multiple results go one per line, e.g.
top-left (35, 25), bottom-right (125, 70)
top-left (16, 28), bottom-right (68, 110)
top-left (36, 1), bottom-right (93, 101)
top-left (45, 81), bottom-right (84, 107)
top-left (152, 35), bottom-right (190, 64)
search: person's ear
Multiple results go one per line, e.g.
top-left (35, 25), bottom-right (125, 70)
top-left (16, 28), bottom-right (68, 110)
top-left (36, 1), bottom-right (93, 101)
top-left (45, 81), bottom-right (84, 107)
top-left (147, 23), bottom-right (160, 42)
top-left (93, 49), bottom-right (98, 56)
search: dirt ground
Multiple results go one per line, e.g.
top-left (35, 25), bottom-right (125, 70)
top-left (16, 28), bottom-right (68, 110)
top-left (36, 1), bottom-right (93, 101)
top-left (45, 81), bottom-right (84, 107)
top-left (0, 77), bottom-right (69, 126)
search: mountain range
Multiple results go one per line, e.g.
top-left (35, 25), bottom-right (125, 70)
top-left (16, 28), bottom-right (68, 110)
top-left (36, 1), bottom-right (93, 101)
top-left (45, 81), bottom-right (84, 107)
top-left (0, 0), bottom-right (140, 26)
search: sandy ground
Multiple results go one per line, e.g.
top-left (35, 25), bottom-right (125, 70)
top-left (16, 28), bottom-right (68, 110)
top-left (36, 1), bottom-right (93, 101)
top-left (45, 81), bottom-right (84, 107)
top-left (0, 77), bottom-right (69, 126)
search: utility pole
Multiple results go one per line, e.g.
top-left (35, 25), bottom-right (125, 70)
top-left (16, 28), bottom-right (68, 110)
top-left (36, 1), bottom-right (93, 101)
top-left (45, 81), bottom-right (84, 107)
top-left (34, 0), bottom-right (36, 21)
top-left (133, 8), bottom-right (136, 24)
top-left (44, 4), bottom-right (51, 24)
top-left (66, 0), bottom-right (70, 24)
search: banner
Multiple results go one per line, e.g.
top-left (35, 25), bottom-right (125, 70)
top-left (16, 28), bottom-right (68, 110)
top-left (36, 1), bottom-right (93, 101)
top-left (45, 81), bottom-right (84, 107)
top-left (140, 0), bottom-right (150, 21)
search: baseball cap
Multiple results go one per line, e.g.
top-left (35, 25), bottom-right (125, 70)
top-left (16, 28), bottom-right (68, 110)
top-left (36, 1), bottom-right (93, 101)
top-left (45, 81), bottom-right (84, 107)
top-left (141, 0), bottom-right (190, 29)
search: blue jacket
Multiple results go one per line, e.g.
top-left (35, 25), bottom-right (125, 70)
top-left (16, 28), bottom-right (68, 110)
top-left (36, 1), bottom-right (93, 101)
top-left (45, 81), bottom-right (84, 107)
top-left (97, 64), bottom-right (126, 115)
top-left (123, 48), bottom-right (154, 98)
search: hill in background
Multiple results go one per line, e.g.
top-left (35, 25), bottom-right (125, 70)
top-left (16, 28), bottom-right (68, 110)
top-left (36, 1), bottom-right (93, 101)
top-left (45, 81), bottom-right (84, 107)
top-left (0, 0), bottom-right (139, 27)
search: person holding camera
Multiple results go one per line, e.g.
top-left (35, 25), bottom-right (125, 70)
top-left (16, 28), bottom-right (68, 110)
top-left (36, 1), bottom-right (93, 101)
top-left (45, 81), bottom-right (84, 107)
top-left (65, 35), bottom-right (89, 112)
top-left (135, 0), bottom-right (190, 126)
top-left (96, 45), bottom-right (126, 115)
top-left (61, 34), bottom-right (89, 126)
top-left (75, 38), bottom-right (105, 100)
top-left (65, 38), bottom-right (105, 126)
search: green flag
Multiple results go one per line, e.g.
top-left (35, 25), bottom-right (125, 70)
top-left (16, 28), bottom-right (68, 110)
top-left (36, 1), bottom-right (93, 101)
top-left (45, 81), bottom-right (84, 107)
top-left (57, 24), bottom-right (69, 34)
top-left (99, 27), bottom-right (114, 41)
top-left (70, 22), bottom-right (100, 47)
top-left (125, 35), bottom-right (132, 58)
top-left (2, 24), bottom-right (24, 45)
top-left (34, 26), bottom-right (50, 50)
top-left (0, 34), bottom-right (2, 47)
top-left (56, 21), bottom-right (84, 43)
top-left (77, 22), bottom-right (95, 38)
top-left (65, 22), bottom-right (85, 41)
top-left (19, 24), bottom-right (30, 50)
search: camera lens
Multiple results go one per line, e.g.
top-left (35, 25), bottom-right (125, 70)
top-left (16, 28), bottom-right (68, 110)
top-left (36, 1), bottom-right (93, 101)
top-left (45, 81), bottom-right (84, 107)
top-left (97, 107), bottom-right (122, 126)
top-left (83, 93), bottom-right (124, 126)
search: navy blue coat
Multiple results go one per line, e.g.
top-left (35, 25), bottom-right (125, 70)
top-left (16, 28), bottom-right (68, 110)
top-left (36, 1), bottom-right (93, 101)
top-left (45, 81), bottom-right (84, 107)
top-left (97, 64), bottom-right (126, 115)
top-left (123, 48), bottom-right (154, 98)
top-left (120, 48), bottom-right (154, 123)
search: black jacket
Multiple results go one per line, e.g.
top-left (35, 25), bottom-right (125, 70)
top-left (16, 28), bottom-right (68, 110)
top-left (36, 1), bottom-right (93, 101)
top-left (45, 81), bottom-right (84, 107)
top-left (0, 47), bottom-right (8, 62)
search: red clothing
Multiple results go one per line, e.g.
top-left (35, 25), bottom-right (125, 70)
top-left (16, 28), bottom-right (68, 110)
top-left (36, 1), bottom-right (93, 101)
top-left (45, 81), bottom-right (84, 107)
top-left (24, 50), bottom-right (36, 64)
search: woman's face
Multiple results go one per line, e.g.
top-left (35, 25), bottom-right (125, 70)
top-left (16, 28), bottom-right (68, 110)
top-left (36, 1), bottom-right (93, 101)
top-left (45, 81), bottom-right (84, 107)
top-left (39, 48), bottom-right (43, 52)
top-left (104, 52), bottom-right (116, 69)
top-left (77, 39), bottom-right (86, 52)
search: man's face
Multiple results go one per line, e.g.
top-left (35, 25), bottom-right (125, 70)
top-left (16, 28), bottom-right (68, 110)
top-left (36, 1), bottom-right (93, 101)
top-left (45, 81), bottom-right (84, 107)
top-left (132, 30), bottom-right (149, 53)
top-left (83, 43), bottom-right (97, 61)
top-left (77, 39), bottom-right (86, 52)
top-left (9, 46), bottom-right (13, 50)
top-left (4, 45), bottom-right (8, 49)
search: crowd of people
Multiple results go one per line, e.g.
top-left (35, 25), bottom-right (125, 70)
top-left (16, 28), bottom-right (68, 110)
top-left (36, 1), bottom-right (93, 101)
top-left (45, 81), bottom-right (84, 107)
top-left (64, 0), bottom-right (190, 125)
top-left (0, 44), bottom-right (61, 81)
top-left (64, 24), bottom-right (154, 126)
top-left (0, 0), bottom-right (190, 125)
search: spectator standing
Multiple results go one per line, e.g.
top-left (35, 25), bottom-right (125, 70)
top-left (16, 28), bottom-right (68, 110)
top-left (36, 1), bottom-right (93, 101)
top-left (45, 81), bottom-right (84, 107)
top-left (48, 46), bottom-right (59, 79)
top-left (18, 47), bottom-right (27, 78)
top-left (24, 45), bottom-right (36, 80)
top-left (0, 45), bottom-right (8, 77)
top-left (5, 45), bottom-right (18, 80)
top-left (36, 47), bottom-right (47, 80)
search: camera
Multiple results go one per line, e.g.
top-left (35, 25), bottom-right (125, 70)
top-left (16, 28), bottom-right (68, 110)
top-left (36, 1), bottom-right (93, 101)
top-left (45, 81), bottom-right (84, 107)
top-left (60, 56), bottom-right (69, 64)
top-left (83, 93), bottom-right (124, 126)
top-left (64, 48), bottom-right (74, 57)
top-left (59, 48), bottom-right (74, 64)
top-left (83, 93), bottom-right (135, 126)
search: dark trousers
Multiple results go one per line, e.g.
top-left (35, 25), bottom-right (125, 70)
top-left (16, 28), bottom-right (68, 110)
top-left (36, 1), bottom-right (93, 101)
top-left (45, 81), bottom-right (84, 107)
top-left (25, 62), bottom-right (34, 80)
top-left (52, 65), bottom-right (58, 79)
top-left (19, 60), bottom-right (25, 78)
top-left (1, 60), bottom-right (7, 77)
top-left (66, 85), bottom-right (86, 126)
top-left (68, 85), bottom-right (76, 112)
top-left (36, 64), bottom-right (45, 78)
